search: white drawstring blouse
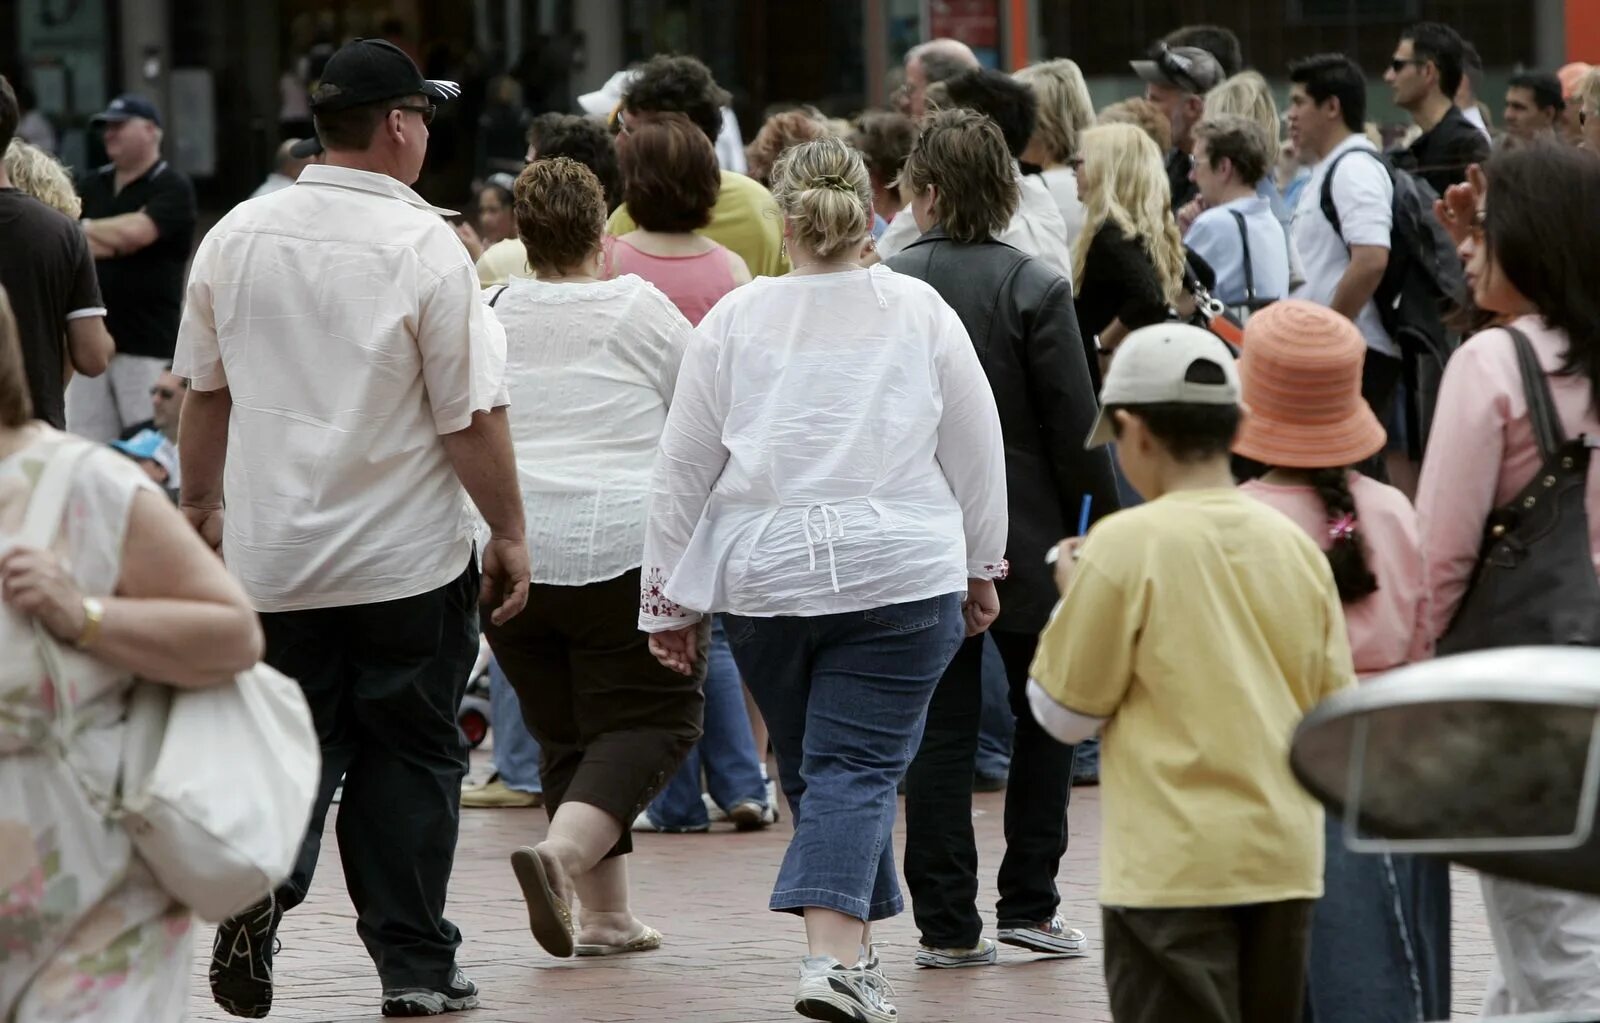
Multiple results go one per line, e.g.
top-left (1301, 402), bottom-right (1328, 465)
top-left (638, 264), bottom-right (1009, 632)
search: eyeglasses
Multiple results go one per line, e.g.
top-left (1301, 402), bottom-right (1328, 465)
top-left (150, 386), bottom-right (178, 400)
top-left (393, 103), bottom-right (437, 126)
top-left (1389, 58), bottom-right (1426, 74)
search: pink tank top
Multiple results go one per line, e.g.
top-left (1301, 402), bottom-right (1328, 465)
top-left (607, 236), bottom-right (739, 326)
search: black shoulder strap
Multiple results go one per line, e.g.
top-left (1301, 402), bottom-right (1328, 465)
top-left (487, 284), bottom-right (510, 308)
top-left (1318, 147), bottom-right (1387, 241)
top-left (1228, 209), bottom-right (1255, 305)
top-left (1506, 326), bottom-right (1567, 460)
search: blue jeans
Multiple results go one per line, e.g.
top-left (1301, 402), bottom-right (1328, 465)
top-left (975, 636), bottom-right (1014, 779)
top-left (726, 593), bottom-right (965, 922)
top-left (646, 618), bottom-right (768, 828)
top-left (489, 657), bottom-right (542, 793)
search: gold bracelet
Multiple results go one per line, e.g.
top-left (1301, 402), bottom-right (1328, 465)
top-left (76, 596), bottom-right (104, 650)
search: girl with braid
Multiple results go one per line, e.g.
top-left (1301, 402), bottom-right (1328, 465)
top-left (1232, 298), bottom-right (1443, 1023)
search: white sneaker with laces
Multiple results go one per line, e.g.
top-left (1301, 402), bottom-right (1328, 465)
top-left (794, 955), bottom-right (897, 1023)
top-left (914, 937), bottom-right (998, 968)
top-left (996, 914), bottom-right (1087, 955)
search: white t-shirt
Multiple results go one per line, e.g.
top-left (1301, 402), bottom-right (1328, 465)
top-left (1038, 166), bottom-right (1087, 251)
top-left (876, 166), bottom-right (1072, 280)
top-left (638, 265), bottom-right (1009, 630)
top-left (1291, 134), bottom-right (1396, 357)
top-left (487, 274), bottom-right (691, 586)
top-left (174, 165), bottom-right (509, 612)
top-left (1186, 194), bottom-right (1291, 307)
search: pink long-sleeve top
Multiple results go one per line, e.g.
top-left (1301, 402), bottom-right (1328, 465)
top-left (1416, 316), bottom-right (1600, 642)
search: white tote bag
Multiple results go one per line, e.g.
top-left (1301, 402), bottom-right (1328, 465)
top-left (26, 440), bottom-right (321, 923)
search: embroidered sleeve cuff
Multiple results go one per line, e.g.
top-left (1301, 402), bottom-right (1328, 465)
top-left (970, 558), bottom-right (1009, 581)
top-left (639, 566), bottom-right (701, 632)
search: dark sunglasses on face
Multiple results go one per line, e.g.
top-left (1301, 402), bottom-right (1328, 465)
top-left (393, 103), bottom-right (437, 126)
top-left (1389, 58), bottom-right (1425, 74)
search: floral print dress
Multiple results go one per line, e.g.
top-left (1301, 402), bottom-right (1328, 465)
top-left (0, 427), bottom-right (192, 1022)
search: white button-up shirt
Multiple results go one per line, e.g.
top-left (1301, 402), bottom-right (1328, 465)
top-left (173, 164), bottom-right (509, 612)
top-left (638, 265), bottom-right (1009, 631)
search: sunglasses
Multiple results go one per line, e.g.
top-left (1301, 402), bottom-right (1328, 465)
top-left (150, 386), bottom-right (178, 399)
top-left (393, 103), bottom-right (437, 126)
top-left (1154, 43), bottom-right (1202, 91)
top-left (1389, 58), bottom-right (1426, 74)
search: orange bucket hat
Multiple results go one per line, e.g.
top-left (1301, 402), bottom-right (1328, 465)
top-left (1232, 300), bottom-right (1387, 469)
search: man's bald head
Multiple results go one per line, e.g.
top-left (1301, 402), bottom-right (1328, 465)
top-left (904, 38), bottom-right (981, 120)
top-left (275, 138), bottom-right (311, 180)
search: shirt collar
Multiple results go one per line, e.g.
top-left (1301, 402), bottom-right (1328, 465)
top-left (296, 164), bottom-right (458, 217)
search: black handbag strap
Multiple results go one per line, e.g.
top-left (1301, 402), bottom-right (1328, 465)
top-left (488, 284), bottom-right (510, 308)
top-left (1506, 326), bottom-right (1567, 461)
top-left (1229, 209), bottom-right (1256, 306)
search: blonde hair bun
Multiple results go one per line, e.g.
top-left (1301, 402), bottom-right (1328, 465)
top-left (769, 137), bottom-right (873, 260)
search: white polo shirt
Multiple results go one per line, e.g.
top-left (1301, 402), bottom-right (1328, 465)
top-left (1291, 133), bottom-right (1395, 357)
top-left (174, 164), bottom-right (509, 612)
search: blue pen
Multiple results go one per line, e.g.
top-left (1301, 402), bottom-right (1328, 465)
top-left (1078, 494), bottom-right (1093, 537)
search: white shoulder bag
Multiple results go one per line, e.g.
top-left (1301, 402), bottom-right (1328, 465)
top-left (26, 440), bottom-right (321, 923)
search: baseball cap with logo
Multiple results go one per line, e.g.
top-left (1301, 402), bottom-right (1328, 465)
top-left (1084, 323), bottom-right (1241, 449)
top-left (1130, 43), bottom-right (1226, 96)
top-left (310, 38), bottom-right (461, 113)
top-left (91, 94), bottom-right (162, 128)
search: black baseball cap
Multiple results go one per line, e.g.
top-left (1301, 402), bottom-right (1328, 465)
top-left (310, 38), bottom-right (460, 113)
top-left (91, 94), bottom-right (162, 128)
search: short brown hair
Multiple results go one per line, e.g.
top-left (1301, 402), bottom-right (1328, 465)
top-left (314, 101), bottom-right (390, 152)
top-left (0, 285), bottom-right (33, 427)
top-left (1192, 114), bottom-right (1272, 187)
top-left (745, 108), bottom-right (834, 187)
top-left (1096, 97), bottom-right (1172, 154)
top-left (513, 157), bottom-right (607, 276)
top-left (850, 110), bottom-right (916, 189)
top-left (619, 112), bottom-right (719, 233)
top-left (900, 109), bottom-right (1018, 245)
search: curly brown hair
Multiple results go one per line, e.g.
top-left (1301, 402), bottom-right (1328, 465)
top-left (513, 157), bottom-right (607, 277)
top-left (1095, 97), bottom-right (1172, 154)
top-left (619, 112), bottom-right (719, 233)
top-left (745, 108), bottom-right (835, 187)
top-left (899, 108), bottom-right (1018, 244)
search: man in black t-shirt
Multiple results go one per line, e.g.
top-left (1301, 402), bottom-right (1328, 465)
top-left (1384, 22), bottom-right (1492, 196)
top-left (68, 93), bottom-right (196, 441)
top-left (0, 76), bottom-right (114, 429)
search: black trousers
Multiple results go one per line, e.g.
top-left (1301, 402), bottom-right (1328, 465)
top-left (260, 557), bottom-right (481, 990)
top-left (1103, 900), bottom-right (1315, 1023)
top-left (903, 630), bottom-right (1077, 947)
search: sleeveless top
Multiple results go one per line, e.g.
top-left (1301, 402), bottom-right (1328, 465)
top-left (607, 235), bottom-right (739, 326)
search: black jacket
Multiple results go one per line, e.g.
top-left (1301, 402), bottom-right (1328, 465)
top-left (888, 228), bottom-right (1121, 633)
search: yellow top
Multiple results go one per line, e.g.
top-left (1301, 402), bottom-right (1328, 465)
top-left (1030, 488), bottom-right (1355, 908)
top-left (476, 237), bottom-right (531, 288)
top-left (607, 170), bottom-right (787, 278)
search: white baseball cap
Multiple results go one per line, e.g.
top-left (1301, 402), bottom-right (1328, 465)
top-left (1084, 323), bottom-right (1240, 449)
top-left (577, 69), bottom-right (638, 118)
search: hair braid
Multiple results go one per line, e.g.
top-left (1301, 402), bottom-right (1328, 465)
top-left (1309, 467), bottom-right (1379, 602)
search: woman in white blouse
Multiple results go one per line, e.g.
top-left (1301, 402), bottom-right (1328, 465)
top-left (485, 158), bottom-right (704, 963)
top-left (639, 137), bottom-right (1009, 1023)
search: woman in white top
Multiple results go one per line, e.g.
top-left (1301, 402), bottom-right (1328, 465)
top-left (639, 137), bottom-right (1009, 1023)
top-left (485, 159), bottom-right (702, 964)
top-left (1014, 59), bottom-right (1093, 247)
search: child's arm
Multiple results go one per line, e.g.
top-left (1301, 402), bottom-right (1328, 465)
top-left (1026, 554), bottom-right (1140, 734)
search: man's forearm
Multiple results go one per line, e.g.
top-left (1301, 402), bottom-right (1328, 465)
top-left (83, 211), bottom-right (158, 257)
top-left (440, 406), bottom-right (526, 539)
top-left (1331, 247), bottom-right (1389, 321)
top-left (179, 387), bottom-right (232, 508)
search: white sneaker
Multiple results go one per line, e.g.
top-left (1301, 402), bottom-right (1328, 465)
top-left (727, 799), bottom-right (780, 831)
top-left (702, 792), bottom-right (729, 822)
top-left (914, 937), bottom-right (998, 968)
top-left (997, 914), bottom-right (1087, 956)
top-left (794, 956), bottom-right (896, 1022)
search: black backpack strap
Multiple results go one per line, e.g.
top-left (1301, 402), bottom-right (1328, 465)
top-left (1318, 147), bottom-right (1388, 244)
top-left (487, 284), bottom-right (510, 308)
top-left (1229, 209), bottom-right (1256, 305)
top-left (1506, 326), bottom-right (1567, 460)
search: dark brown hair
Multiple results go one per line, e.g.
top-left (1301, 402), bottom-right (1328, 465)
top-left (528, 113), bottom-right (623, 212)
top-left (1192, 115), bottom-right (1272, 188)
top-left (0, 285), bottom-right (33, 427)
top-left (899, 108), bottom-right (1017, 244)
top-left (850, 110), bottom-right (917, 189)
top-left (0, 76), bottom-right (18, 154)
top-left (622, 55), bottom-right (730, 144)
top-left (313, 101), bottom-right (391, 152)
top-left (619, 112), bottom-right (719, 233)
top-left (513, 157), bottom-right (607, 276)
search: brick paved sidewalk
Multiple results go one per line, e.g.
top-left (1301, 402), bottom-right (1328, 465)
top-left (189, 783), bottom-right (1499, 1022)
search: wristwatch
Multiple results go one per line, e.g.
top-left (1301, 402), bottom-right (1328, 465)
top-left (75, 596), bottom-right (104, 650)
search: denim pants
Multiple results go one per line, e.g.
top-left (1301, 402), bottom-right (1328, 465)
top-left (726, 593), bottom-right (965, 922)
top-left (488, 657), bottom-right (542, 793)
top-left (647, 618), bottom-right (768, 828)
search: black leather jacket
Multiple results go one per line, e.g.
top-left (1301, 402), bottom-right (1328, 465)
top-left (888, 228), bottom-right (1120, 633)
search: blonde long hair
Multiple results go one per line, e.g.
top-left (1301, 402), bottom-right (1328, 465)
top-left (3, 140), bottom-right (81, 218)
top-left (1072, 123), bottom-right (1186, 303)
top-left (1203, 72), bottom-right (1281, 164)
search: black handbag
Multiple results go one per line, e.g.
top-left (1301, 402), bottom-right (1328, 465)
top-left (1437, 327), bottom-right (1600, 655)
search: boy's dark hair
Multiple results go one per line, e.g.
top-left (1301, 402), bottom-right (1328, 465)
top-left (1164, 25), bottom-right (1244, 78)
top-left (936, 68), bottom-right (1038, 160)
top-left (1402, 22), bottom-right (1469, 100)
top-left (0, 76), bottom-right (19, 153)
top-left (1289, 54), bottom-right (1367, 133)
top-left (528, 112), bottom-right (623, 213)
top-left (1508, 70), bottom-right (1566, 114)
top-left (622, 55), bottom-right (731, 145)
top-left (1192, 115), bottom-right (1271, 189)
top-left (1106, 355), bottom-right (1241, 463)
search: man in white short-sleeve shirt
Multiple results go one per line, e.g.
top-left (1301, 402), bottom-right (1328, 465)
top-left (1286, 53), bottom-right (1398, 416)
top-left (174, 38), bottom-right (530, 1019)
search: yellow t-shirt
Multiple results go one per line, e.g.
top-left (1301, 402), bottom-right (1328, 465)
top-left (1030, 488), bottom-right (1355, 908)
top-left (476, 237), bottom-right (531, 288)
top-left (607, 170), bottom-right (787, 278)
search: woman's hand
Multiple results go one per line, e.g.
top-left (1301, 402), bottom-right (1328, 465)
top-left (0, 545), bottom-right (87, 643)
top-left (1433, 163), bottom-right (1486, 247)
top-left (962, 578), bottom-right (1000, 637)
top-left (649, 624), bottom-right (700, 675)
top-left (1050, 537), bottom-right (1086, 595)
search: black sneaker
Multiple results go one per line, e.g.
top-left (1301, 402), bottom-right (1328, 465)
top-left (381, 967), bottom-right (481, 1017)
top-left (209, 893), bottom-right (283, 1018)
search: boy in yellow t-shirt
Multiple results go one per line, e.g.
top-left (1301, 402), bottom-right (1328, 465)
top-left (1025, 323), bottom-right (1355, 1023)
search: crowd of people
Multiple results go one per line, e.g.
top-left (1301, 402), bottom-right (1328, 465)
top-left (3, 15), bottom-right (1600, 1023)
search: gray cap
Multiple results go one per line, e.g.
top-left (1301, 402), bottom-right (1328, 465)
top-left (1130, 44), bottom-right (1226, 95)
top-left (1085, 323), bottom-right (1240, 449)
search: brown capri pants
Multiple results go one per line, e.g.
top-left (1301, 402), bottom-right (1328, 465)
top-left (484, 568), bottom-right (706, 858)
top-left (1102, 899), bottom-right (1315, 1023)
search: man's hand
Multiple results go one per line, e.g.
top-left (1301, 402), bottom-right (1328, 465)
top-left (480, 535), bottom-right (531, 626)
top-left (962, 578), bottom-right (1000, 637)
top-left (183, 503), bottom-right (225, 552)
top-left (648, 624), bottom-right (700, 675)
